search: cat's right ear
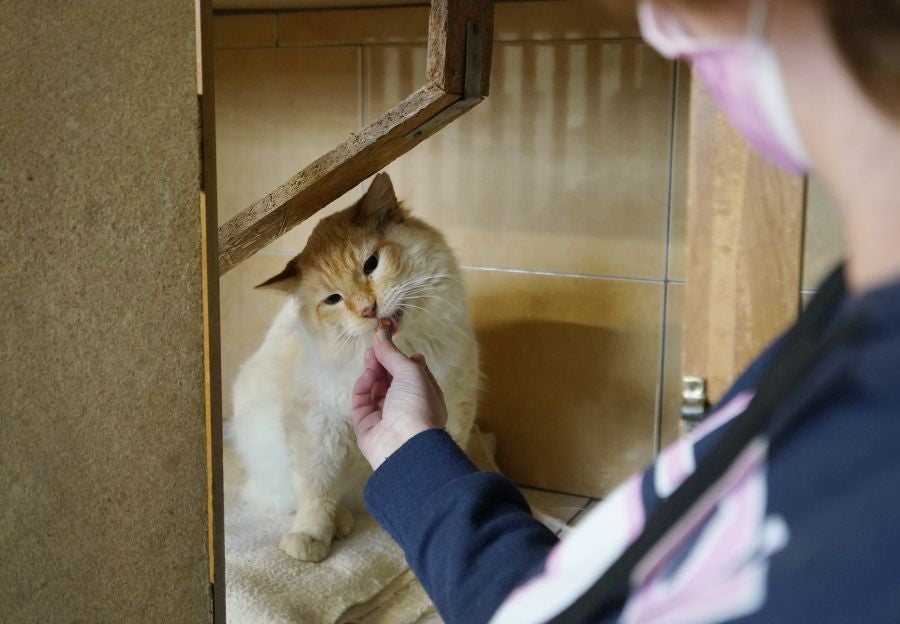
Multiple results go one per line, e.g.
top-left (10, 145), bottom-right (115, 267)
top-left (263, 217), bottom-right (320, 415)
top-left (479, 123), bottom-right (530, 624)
top-left (255, 257), bottom-right (301, 293)
top-left (353, 172), bottom-right (406, 231)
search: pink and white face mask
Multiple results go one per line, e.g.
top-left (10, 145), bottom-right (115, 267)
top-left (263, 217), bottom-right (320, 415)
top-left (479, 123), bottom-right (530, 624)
top-left (638, 0), bottom-right (810, 174)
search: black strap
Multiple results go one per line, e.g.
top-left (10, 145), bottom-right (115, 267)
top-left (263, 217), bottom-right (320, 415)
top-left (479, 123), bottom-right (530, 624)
top-left (550, 266), bottom-right (856, 623)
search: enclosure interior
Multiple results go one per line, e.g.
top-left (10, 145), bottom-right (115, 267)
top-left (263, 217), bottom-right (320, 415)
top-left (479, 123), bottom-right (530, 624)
top-left (213, 0), bottom-right (842, 614)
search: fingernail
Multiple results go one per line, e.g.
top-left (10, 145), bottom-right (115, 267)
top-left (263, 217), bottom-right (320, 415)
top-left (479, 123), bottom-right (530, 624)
top-left (377, 318), bottom-right (391, 342)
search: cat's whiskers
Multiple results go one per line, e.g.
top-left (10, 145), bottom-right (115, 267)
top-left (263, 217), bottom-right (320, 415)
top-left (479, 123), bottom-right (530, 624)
top-left (385, 273), bottom-right (460, 304)
top-left (392, 285), bottom-right (462, 315)
top-left (386, 281), bottom-right (451, 308)
top-left (395, 301), bottom-right (434, 320)
top-left (407, 293), bottom-right (461, 312)
top-left (392, 272), bottom-right (459, 291)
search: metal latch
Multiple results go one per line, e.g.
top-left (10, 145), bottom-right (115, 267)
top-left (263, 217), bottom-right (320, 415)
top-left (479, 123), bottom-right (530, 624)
top-left (681, 376), bottom-right (708, 432)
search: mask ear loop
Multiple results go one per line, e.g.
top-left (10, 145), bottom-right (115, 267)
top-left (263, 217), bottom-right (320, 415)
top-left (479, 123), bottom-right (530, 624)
top-left (746, 0), bottom-right (772, 40)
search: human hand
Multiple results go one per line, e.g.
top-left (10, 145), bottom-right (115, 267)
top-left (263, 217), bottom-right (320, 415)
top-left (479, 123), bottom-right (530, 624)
top-left (351, 322), bottom-right (448, 470)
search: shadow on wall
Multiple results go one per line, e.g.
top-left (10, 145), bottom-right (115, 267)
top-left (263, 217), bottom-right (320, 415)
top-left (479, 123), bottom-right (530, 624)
top-left (475, 319), bottom-right (654, 498)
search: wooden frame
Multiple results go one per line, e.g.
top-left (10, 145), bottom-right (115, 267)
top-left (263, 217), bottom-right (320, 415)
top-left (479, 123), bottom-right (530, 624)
top-left (217, 0), bottom-right (495, 273)
top-left (681, 79), bottom-right (805, 414)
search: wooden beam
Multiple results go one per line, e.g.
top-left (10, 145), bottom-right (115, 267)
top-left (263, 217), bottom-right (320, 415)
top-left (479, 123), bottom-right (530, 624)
top-left (219, 85), bottom-right (455, 272)
top-left (682, 80), bottom-right (805, 408)
top-left (218, 0), bottom-right (495, 274)
top-left (426, 0), bottom-right (493, 96)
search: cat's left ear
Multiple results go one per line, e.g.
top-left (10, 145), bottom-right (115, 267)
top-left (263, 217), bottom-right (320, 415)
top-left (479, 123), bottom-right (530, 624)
top-left (354, 172), bottom-right (407, 230)
top-left (255, 256), bottom-right (301, 293)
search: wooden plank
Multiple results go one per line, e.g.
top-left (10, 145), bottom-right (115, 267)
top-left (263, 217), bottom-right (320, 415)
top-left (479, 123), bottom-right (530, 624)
top-left (219, 85), bottom-right (457, 272)
top-left (682, 79), bottom-right (805, 406)
top-left (197, 0), bottom-right (227, 619)
top-left (218, 0), bottom-right (495, 273)
top-left (426, 0), bottom-right (494, 96)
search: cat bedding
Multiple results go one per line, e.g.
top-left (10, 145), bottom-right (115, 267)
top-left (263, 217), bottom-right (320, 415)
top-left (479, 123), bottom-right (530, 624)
top-left (223, 443), bottom-right (439, 624)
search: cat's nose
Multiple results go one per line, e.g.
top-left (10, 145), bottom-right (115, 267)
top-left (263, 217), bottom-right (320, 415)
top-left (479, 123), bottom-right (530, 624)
top-left (360, 302), bottom-right (377, 318)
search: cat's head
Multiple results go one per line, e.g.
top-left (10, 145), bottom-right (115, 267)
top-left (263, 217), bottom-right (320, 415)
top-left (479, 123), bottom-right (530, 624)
top-left (257, 173), bottom-right (458, 358)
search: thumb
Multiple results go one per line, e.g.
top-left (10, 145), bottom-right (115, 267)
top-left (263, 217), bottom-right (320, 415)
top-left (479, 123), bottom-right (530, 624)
top-left (372, 325), bottom-right (415, 376)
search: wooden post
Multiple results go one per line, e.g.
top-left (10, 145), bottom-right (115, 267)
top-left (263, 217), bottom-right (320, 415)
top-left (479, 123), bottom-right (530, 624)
top-left (218, 0), bottom-right (495, 274)
top-left (426, 0), bottom-right (494, 96)
top-left (682, 80), bottom-right (805, 409)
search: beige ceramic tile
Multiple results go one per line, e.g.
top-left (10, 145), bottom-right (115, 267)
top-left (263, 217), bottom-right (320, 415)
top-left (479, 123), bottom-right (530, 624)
top-left (279, 6), bottom-right (430, 46)
top-left (365, 42), bottom-right (675, 279)
top-left (659, 283), bottom-right (684, 449)
top-left (803, 176), bottom-right (843, 290)
top-left (219, 251), bottom-right (297, 421)
top-left (278, 0), bottom-right (638, 47)
top-left (520, 488), bottom-right (589, 526)
top-left (214, 46), bottom-right (362, 253)
top-left (215, 0), bottom-right (423, 9)
top-left (213, 13), bottom-right (278, 48)
top-left (494, 0), bottom-right (640, 41)
top-left (465, 269), bottom-right (662, 498)
top-left (667, 62), bottom-right (691, 281)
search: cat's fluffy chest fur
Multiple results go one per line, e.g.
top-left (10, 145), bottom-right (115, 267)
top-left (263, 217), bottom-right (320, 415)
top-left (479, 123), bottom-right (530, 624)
top-left (231, 173), bottom-right (480, 562)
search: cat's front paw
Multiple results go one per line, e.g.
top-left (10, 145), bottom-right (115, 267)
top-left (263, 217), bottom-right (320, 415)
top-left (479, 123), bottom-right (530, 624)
top-left (279, 531), bottom-right (330, 562)
top-left (334, 505), bottom-right (353, 540)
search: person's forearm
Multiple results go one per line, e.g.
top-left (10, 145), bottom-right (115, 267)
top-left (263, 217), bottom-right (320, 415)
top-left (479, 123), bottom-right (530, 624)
top-left (364, 429), bottom-right (559, 624)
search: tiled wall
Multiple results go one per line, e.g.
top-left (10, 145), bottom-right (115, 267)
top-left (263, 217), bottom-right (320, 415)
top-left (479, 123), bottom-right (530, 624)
top-left (804, 177), bottom-right (843, 291)
top-left (214, 1), bottom-right (840, 497)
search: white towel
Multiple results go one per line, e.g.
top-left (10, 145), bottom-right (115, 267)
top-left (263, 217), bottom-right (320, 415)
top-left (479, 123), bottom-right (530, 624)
top-left (224, 444), bottom-right (438, 624)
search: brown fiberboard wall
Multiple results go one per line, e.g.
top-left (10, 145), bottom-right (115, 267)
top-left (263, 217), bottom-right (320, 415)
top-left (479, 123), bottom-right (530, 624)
top-left (0, 2), bottom-right (211, 621)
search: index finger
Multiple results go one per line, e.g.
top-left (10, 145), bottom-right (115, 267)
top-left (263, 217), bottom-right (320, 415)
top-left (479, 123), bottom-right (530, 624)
top-left (352, 367), bottom-right (379, 410)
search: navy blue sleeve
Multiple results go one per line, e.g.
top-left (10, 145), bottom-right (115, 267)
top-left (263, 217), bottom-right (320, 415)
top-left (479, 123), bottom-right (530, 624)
top-left (364, 429), bottom-right (559, 624)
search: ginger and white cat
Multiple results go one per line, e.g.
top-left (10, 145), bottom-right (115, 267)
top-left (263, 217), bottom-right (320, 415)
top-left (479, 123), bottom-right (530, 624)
top-left (232, 173), bottom-right (480, 562)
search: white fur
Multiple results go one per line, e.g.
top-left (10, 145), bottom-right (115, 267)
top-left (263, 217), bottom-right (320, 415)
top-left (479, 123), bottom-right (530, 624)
top-left (232, 239), bottom-right (480, 561)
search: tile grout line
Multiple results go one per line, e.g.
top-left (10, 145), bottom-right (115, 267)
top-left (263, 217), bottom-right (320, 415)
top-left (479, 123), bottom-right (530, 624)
top-left (567, 499), bottom-right (600, 527)
top-left (516, 482), bottom-right (592, 499)
top-left (357, 44), bottom-right (367, 199)
top-left (251, 251), bottom-right (687, 286)
top-left (212, 37), bottom-right (649, 53)
top-left (459, 264), bottom-right (668, 284)
top-left (275, 10), bottom-right (281, 48)
top-left (653, 60), bottom-right (681, 457)
top-left (797, 177), bottom-right (811, 314)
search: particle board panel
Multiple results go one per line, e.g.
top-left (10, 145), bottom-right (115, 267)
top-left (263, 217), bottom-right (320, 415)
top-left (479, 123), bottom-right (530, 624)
top-left (0, 1), bottom-right (212, 621)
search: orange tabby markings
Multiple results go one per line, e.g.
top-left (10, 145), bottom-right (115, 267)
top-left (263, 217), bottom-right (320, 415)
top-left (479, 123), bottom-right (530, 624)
top-left (231, 172), bottom-right (482, 562)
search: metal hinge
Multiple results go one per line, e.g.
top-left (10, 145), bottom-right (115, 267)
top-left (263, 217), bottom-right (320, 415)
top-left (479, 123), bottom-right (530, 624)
top-left (681, 375), bottom-right (708, 433)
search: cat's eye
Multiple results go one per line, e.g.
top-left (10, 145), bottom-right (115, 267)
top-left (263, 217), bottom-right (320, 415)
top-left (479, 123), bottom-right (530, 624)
top-left (323, 294), bottom-right (342, 305)
top-left (363, 253), bottom-right (379, 276)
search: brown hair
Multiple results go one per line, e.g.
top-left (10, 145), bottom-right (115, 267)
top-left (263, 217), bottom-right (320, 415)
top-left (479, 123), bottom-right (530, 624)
top-left (824, 0), bottom-right (900, 118)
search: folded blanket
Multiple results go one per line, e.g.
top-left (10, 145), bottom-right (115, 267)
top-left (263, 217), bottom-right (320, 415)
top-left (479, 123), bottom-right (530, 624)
top-left (224, 442), bottom-right (437, 624)
top-left (224, 428), bottom-right (513, 624)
